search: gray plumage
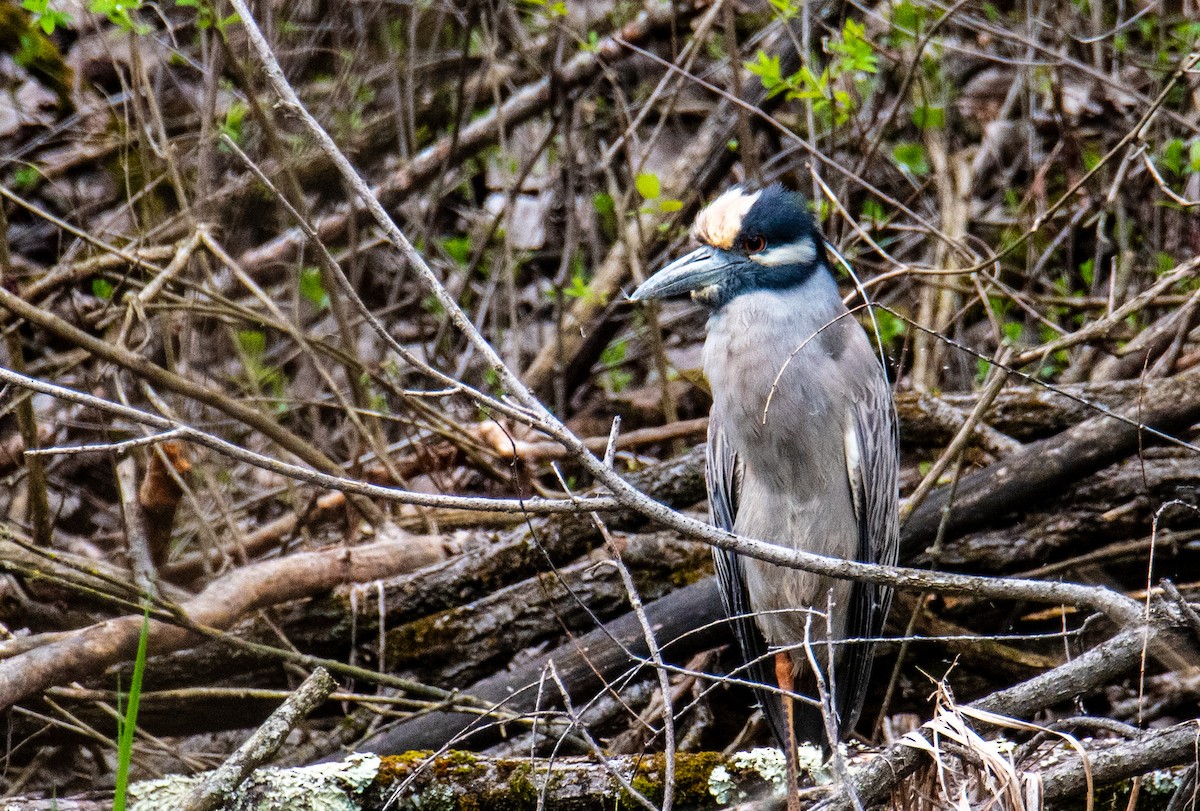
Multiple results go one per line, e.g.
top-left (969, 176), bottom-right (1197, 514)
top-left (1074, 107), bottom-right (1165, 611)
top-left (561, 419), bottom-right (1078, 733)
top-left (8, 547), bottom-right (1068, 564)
top-left (632, 183), bottom-right (899, 749)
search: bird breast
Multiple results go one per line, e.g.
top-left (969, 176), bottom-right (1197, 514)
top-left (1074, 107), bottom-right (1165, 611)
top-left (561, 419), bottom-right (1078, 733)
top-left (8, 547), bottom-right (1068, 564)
top-left (703, 279), bottom-right (866, 646)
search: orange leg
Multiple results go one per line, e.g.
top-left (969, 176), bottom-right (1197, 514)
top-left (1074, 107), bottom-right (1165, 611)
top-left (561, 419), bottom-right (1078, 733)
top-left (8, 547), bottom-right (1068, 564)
top-left (776, 652), bottom-right (801, 811)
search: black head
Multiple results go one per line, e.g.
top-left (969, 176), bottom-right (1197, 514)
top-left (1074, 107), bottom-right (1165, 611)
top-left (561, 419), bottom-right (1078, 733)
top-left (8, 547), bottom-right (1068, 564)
top-left (631, 183), bottom-right (828, 308)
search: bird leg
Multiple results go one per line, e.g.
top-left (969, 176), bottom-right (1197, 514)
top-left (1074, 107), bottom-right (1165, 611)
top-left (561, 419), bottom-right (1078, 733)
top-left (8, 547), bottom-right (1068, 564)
top-left (776, 652), bottom-right (801, 811)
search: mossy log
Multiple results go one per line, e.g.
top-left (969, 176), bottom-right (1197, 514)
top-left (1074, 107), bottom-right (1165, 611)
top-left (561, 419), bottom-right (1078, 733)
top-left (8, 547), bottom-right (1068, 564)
top-left (4, 736), bottom-right (1194, 811)
top-left (0, 750), bottom-right (781, 810)
top-left (895, 377), bottom-right (1157, 445)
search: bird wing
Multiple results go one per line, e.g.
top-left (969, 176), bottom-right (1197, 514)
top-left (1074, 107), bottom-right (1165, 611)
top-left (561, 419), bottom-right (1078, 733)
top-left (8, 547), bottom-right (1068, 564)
top-left (707, 415), bottom-right (792, 747)
top-left (837, 368), bottom-right (900, 734)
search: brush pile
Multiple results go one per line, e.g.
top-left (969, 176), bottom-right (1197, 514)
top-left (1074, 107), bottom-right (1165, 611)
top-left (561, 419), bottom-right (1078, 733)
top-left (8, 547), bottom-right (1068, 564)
top-left (0, 0), bottom-right (1198, 807)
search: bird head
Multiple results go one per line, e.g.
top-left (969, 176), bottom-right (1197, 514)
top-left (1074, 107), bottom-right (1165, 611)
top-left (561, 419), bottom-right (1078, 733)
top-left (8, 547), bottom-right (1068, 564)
top-left (630, 183), bottom-right (827, 309)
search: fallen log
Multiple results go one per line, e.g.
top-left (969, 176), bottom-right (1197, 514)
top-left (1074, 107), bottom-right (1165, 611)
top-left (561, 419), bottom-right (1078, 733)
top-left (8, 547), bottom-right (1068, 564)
top-left (353, 577), bottom-right (727, 755)
top-left (901, 368), bottom-right (1200, 556)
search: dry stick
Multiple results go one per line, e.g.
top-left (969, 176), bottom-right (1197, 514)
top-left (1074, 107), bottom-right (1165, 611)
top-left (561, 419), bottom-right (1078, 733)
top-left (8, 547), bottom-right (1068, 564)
top-left (0, 186), bottom-right (153, 272)
top-left (594, 515), bottom-right (678, 811)
top-left (1019, 253), bottom-right (1200, 369)
top-left (582, 416), bottom-right (675, 811)
top-left (1092, 288), bottom-right (1200, 382)
top-left (482, 417), bottom-right (711, 463)
top-left (0, 202), bottom-right (51, 548)
top-left (0, 524), bottom-right (188, 608)
top-left (0, 362), bottom-right (1150, 646)
top-left (179, 667), bottom-right (337, 811)
top-left (545, 661), bottom-right (659, 811)
top-left (1166, 763), bottom-right (1199, 811)
top-left (114, 455), bottom-right (159, 599)
top-left (904, 392), bottom-right (1022, 458)
top-left (20, 244), bottom-right (177, 303)
top-left (803, 605), bottom-right (862, 811)
top-left (356, 578), bottom-right (721, 756)
top-left (198, 230), bottom-right (405, 500)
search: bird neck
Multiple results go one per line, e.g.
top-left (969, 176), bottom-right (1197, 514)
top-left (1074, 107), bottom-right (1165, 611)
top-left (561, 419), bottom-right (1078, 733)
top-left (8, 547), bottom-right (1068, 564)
top-left (707, 261), bottom-right (837, 313)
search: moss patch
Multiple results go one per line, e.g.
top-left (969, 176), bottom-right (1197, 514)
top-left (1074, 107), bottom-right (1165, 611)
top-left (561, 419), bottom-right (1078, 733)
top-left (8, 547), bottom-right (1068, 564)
top-left (622, 752), bottom-right (724, 808)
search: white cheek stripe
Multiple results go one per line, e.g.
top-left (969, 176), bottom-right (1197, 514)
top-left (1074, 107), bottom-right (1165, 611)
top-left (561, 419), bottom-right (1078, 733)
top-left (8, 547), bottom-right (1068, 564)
top-left (750, 239), bottom-right (817, 267)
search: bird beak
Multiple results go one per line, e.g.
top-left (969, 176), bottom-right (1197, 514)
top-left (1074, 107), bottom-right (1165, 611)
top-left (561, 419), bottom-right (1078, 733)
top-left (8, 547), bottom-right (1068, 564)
top-left (630, 246), bottom-right (738, 301)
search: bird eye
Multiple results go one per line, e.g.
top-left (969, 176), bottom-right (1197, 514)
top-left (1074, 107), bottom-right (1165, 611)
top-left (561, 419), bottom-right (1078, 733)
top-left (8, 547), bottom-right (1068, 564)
top-left (743, 235), bottom-right (766, 253)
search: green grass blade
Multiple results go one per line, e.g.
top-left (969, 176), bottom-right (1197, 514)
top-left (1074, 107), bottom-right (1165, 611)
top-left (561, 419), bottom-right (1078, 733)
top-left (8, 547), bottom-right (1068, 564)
top-left (113, 606), bottom-right (150, 811)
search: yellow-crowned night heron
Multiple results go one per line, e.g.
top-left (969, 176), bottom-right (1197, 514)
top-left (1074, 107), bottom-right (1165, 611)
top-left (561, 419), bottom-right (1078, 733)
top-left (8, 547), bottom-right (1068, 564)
top-left (631, 183), bottom-right (899, 757)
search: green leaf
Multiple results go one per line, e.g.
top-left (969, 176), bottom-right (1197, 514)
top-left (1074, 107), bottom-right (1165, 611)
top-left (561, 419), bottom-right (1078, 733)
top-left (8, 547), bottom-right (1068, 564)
top-left (299, 267), bottom-right (329, 309)
top-left (219, 101), bottom-right (248, 144)
top-left (659, 198), bottom-right (683, 213)
top-left (744, 50), bottom-right (785, 96)
top-left (911, 105), bottom-right (945, 129)
top-left (827, 19), bottom-right (878, 75)
top-left (1161, 138), bottom-right (1185, 175)
top-left (237, 329), bottom-right (265, 358)
top-left (635, 172), bottom-right (661, 200)
top-left (767, 0), bottom-right (800, 19)
top-left (891, 0), bottom-right (927, 41)
top-left (1079, 258), bottom-right (1095, 287)
top-left (870, 309), bottom-right (906, 347)
top-left (89, 0), bottom-right (147, 33)
top-left (600, 338), bottom-right (627, 366)
top-left (591, 192), bottom-right (614, 216)
top-left (974, 358), bottom-right (992, 386)
top-left (987, 295), bottom-right (1013, 318)
top-left (22, 0), bottom-right (72, 33)
top-left (563, 270), bottom-right (592, 301)
top-left (600, 339), bottom-right (632, 394)
top-left (892, 142), bottom-right (930, 176)
top-left (12, 166), bottom-right (39, 190)
top-left (441, 235), bottom-right (472, 266)
top-left (861, 199), bottom-right (886, 225)
top-left (421, 294), bottom-right (444, 315)
top-left (91, 278), bottom-right (115, 300)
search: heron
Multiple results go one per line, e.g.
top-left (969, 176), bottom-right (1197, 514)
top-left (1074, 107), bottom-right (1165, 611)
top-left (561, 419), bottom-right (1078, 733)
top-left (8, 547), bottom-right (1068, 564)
top-left (630, 183), bottom-right (899, 775)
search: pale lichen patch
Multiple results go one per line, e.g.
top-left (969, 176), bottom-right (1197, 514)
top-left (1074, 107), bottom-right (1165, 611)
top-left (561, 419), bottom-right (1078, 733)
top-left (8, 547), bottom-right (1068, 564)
top-left (709, 747), bottom-right (789, 803)
top-left (130, 752), bottom-right (381, 811)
